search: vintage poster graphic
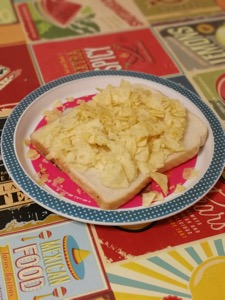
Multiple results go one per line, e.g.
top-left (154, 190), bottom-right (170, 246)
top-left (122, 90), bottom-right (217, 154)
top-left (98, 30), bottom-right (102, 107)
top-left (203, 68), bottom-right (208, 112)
top-left (0, 116), bottom-right (66, 236)
top-left (0, 107), bottom-right (13, 117)
top-left (154, 15), bottom-right (225, 71)
top-left (0, 117), bottom-right (31, 210)
top-left (16, 0), bottom-right (147, 41)
top-left (0, 1), bottom-right (25, 46)
top-left (134, 0), bottom-right (224, 23)
top-left (190, 67), bottom-right (225, 124)
top-left (0, 44), bottom-right (40, 106)
top-left (166, 74), bottom-right (198, 95)
top-left (106, 233), bottom-right (225, 299)
top-left (0, 23), bottom-right (25, 47)
top-left (91, 176), bottom-right (225, 264)
top-left (32, 28), bottom-right (180, 83)
top-left (0, 221), bottom-right (113, 299)
top-left (0, 0), bottom-right (17, 24)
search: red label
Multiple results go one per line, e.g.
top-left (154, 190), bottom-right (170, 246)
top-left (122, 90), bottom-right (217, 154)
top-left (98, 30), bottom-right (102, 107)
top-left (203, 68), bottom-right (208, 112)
top-left (32, 28), bottom-right (180, 83)
top-left (18, 4), bottom-right (39, 41)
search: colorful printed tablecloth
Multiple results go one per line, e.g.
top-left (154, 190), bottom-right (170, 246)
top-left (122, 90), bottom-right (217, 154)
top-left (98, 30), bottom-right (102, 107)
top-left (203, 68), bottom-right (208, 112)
top-left (1, 1), bottom-right (225, 299)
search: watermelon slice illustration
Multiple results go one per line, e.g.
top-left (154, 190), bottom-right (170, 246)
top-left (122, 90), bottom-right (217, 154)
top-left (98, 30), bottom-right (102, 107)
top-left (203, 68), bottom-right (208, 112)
top-left (41, 0), bottom-right (81, 27)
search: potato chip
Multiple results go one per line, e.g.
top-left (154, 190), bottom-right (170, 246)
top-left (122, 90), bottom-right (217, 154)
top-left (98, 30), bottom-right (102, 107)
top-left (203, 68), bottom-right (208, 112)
top-left (150, 172), bottom-right (168, 195)
top-left (37, 173), bottom-right (49, 185)
top-left (52, 99), bottom-right (62, 109)
top-left (174, 183), bottom-right (187, 194)
top-left (24, 138), bottom-right (31, 147)
top-left (53, 177), bottom-right (65, 186)
top-left (183, 168), bottom-right (199, 180)
top-left (66, 97), bottom-right (75, 102)
top-left (26, 149), bottom-right (40, 160)
top-left (41, 80), bottom-right (187, 192)
top-left (101, 160), bottom-right (129, 188)
top-left (142, 191), bottom-right (158, 206)
top-left (44, 108), bottom-right (62, 123)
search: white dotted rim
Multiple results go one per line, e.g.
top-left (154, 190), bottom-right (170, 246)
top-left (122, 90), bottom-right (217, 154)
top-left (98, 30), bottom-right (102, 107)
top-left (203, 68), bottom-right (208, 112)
top-left (2, 70), bottom-right (225, 225)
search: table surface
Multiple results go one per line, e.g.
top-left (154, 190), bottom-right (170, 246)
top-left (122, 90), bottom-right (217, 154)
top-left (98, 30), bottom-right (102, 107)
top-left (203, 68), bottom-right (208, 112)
top-left (1, 1), bottom-right (225, 300)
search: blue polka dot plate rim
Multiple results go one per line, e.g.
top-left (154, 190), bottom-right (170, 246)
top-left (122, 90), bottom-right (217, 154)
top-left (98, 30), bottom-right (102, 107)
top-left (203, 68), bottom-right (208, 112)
top-left (2, 70), bottom-right (225, 226)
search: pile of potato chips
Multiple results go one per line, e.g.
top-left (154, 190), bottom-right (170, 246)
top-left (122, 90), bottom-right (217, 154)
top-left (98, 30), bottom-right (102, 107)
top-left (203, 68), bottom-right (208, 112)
top-left (45, 80), bottom-right (187, 193)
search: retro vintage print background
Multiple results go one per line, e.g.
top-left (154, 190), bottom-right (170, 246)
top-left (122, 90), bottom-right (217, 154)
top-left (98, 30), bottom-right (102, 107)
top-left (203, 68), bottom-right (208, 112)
top-left (0, 0), bottom-right (225, 299)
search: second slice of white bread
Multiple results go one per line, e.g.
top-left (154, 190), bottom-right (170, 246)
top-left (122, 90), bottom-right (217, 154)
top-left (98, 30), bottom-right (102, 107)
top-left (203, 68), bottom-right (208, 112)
top-left (30, 110), bottom-right (208, 209)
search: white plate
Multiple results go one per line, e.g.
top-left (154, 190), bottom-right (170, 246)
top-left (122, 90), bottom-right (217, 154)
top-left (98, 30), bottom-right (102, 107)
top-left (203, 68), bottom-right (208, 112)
top-left (2, 70), bottom-right (225, 225)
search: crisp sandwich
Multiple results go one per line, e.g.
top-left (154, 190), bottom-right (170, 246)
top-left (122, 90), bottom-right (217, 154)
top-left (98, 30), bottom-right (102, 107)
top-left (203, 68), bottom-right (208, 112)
top-left (30, 80), bottom-right (208, 209)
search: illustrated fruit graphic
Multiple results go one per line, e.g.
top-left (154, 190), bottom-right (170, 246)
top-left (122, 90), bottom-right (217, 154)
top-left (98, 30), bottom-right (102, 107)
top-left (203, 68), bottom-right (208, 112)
top-left (215, 23), bottom-right (225, 46)
top-left (189, 256), bottom-right (225, 300)
top-left (41, 0), bottom-right (81, 26)
top-left (216, 73), bottom-right (225, 101)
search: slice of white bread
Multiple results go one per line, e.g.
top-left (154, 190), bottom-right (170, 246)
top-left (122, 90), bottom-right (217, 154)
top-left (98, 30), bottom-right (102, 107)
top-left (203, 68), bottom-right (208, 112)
top-left (30, 111), bottom-right (208, 210)
top-left (160, 112), bottom-right (208, 173)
